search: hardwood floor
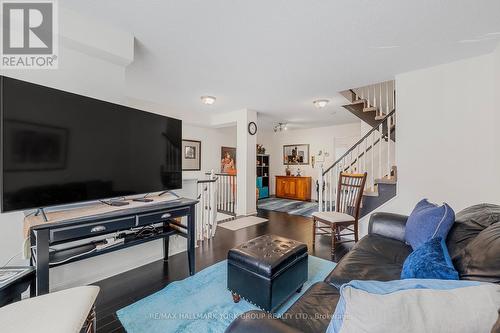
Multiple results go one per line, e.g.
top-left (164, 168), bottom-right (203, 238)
top-left (93, 209), bottom-right (351, 333)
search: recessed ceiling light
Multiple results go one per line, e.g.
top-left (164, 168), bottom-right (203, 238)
top-left (201, 95), bottom-right (216, 105)
top-left (313, 99), bottom-right (330, 109)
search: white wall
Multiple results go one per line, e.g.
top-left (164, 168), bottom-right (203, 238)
top-left (358, 45), bottom-right (500, 236)
top-left (258, 122), bottom-right (361, 200)
top-left (182, 124), bottom-right (236, 180)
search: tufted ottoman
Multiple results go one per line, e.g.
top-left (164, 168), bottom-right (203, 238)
top-left (227, 234), bottom-right (308, 312)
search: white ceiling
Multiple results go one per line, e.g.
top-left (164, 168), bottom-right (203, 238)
top-left (63, 0), bottom-right (500, 129)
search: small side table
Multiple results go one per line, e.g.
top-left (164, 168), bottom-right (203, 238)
top-left (0, 266), bottom-right (35, 307)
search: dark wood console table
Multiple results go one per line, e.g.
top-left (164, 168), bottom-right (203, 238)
top-left (26, 197), bottom-right (198, 295)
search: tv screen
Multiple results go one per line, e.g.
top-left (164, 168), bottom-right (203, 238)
top-left (1, 76), bottom-right (182, 212)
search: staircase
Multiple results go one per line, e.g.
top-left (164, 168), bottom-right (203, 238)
top-left (318, 80), bottom-right (397, 218)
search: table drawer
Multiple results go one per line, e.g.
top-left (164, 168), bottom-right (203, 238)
top-left (50, 216), bottom-right (136, 243)
top-left (137, 207), bottom-right (190, 226)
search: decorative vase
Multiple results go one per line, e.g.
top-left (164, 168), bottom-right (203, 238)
top-left (285, 166), bottom-right (291, 176)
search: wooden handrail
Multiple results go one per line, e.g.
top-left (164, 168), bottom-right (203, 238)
top-left (323, 109), bottom-right (395, 176)
top-left (204, 172), bottom-right (237, 176)
top-left (197, 177), bottom-right (218, 184)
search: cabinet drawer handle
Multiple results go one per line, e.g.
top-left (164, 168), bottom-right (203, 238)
top-left (161, 213), bottom-right (172, 219)
top-left (91, 226), bottom-right (106, 233)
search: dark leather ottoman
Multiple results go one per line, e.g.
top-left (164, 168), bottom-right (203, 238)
top-left (227, 234), bottom-right (308, 312)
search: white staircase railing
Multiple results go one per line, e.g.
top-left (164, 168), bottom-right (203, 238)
top-left (196, 172), bottom-right (218, 242)
top-left (318, 79), bottom-right (396, 213)
top-left (354, 80), bottom-right (395, 119)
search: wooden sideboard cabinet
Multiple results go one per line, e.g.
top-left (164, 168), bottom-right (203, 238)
top-left (275, 176), bottom-right (312, 201)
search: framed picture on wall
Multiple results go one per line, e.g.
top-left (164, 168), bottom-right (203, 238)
top-left (283, 144), bottom-right (310, 165)
top-left (182, 139), bottom-right (201, 171)
top-left (221, 146), bottom-right (236, 174)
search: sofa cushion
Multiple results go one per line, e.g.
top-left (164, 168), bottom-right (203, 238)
top-left (281, 282), bottom-right (339, 333)
top-left (405, 199), bottom-right (455, 250)
top-left (447, 204), bottom-right (500, 283)
top-left (324, 234), bottom-right (412, 287)
top-left (401, 237), bottom-right (459, 280)
top-left (327, 280), bottom-right (499, 333)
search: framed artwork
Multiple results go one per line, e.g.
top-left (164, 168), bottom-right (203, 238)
top-left (221, 146), bottom-right (236, 174)
top-left (283, 144), bottom-right (310, 165)
top-left (3, 120), bottom-right (68, 171)
top-left (182, 139), bottom-right (201, 171)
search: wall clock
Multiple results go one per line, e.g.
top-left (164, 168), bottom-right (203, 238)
top-left (248, 121), bottom-right (257, 135)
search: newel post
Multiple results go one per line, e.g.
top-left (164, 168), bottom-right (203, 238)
top-left (318, 166), bottom-right (324, 212)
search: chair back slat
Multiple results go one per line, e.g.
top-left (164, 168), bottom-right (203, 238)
top-left (335, 172), bottom-right (367, 220)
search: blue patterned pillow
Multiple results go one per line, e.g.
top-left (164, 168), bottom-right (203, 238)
top-left (401, 237), bottom-right (459, 280)
top-left (404, 199), bottom-right (455, 250)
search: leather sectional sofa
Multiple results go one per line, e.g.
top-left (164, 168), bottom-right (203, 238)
top-left (226, 204), bottom-right (500, 333)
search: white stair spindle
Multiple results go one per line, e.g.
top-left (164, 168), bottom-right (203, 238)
top-left (378, 123), bottom-right (383, 179)
top-left (391, 80), bottom-right (396, 110)
top-left (318, 166), bottom-right (323, 212)
top-left (386, 81), bottom-right (390, 114)
top-left (378, 83), bottom-right (382, 117)
top-left (329, 170), bottom-right (333, 211)
top-left (363, 138), bottom-right (367, 173)
top-left (370, 131), bottom-right (375, 190)
top-left (355, 145), bottom-right (359, 172)
top-left (367, 86), bottom-right (370, 108)
top-left (387, 116), bottom-right (391, 178)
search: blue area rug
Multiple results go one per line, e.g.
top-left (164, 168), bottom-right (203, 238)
top-left (117, 256), bottom-right (336, 333)
top-left (258, 197), bottom-right (319, 217)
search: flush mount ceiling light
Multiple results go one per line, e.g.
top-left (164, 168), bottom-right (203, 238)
top-left (273, 123), bottom-right (288, 133)
top-left (313, 99), bottom-right (330, 109)
top-left (201, 95), bottom-right (216, 105)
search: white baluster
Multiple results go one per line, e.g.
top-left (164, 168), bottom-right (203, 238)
top-left (370, 132), bottom-right (375, 191)
top-left (386, 81), bottom-right (390, 115)
top-left (367, 86), bottom-right (370, 108)
top-left (392, 80), bottom-right (395, 111)
top-left (378, 123), bottom-right (383, 179)
top-left (363, 138), bottom-right (367, 173)
top-left (328, 170), bottom-right (333, 211)
top-left (378, 83), bottom-right (382, 117)
top-left (334, 165), bottom-right (338, 211)
top-left (387, 116), bottom-right (391, 178)
top-left (318, 166), bottom-right (323, 212)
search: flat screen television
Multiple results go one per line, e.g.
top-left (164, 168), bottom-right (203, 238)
top-left (0, 76), bottom-right (182, 212)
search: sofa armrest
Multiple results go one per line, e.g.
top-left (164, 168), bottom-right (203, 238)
top-left (368, 212), bottom-right (408, 242)
top-left (225, 310), bottom-right (303, 333)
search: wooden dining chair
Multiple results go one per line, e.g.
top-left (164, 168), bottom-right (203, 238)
top-left (312, 172), bottom-right (367, 255)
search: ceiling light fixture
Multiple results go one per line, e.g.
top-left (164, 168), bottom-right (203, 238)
top-left (313, 99), bottom-right (330, 109)
top-left (273, 123), bottom-right (288, 133)
top-left (201, 95), bottom-right (216, 105)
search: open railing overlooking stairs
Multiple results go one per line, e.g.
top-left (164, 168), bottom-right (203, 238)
top-left (319, 80), bottom-right (396, 214)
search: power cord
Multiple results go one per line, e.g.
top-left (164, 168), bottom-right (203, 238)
top-left (0, 252), bottom-right (22, 270)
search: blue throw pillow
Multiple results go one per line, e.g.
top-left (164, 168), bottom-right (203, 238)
top-left (404, 199), bottom-right (455, 250)
top-left (401, 237), bottom-right (459, 280)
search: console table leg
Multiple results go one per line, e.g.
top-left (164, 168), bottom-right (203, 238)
top-left (187, 207), bottom-right (195, 276)
top-left (163, 222), bottom-right (169, 262)
top-left (35, 229), bottom-right (50, 295)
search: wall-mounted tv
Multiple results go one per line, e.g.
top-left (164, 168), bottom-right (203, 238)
top-left (0, 76), bottom-right (182, 212)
